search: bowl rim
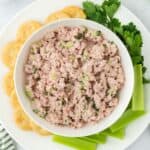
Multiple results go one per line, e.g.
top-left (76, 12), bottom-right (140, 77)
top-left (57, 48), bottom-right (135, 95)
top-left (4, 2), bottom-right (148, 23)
top-left (14, 18), bottom-right (134, 137)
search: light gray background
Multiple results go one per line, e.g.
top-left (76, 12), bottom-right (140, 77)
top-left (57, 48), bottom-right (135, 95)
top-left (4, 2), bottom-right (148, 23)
top-left (0, 0), bottom-right (150, 150)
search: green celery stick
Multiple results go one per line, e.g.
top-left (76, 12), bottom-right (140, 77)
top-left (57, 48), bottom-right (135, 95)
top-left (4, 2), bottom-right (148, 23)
top-left (78, 137), bottom-right (100, 144)
top-left (79, 134), bottom-right (106, 144)
top-left (101, 128), bottom-right (125, 139)
top-left (52, 135), bottom-right (97, 150)
top-left (132, 64), bottom-right (144, 111)
top-left (93, 134), bottom-right (106, 143)
top-left (110, 109), bottom-right (145, 132)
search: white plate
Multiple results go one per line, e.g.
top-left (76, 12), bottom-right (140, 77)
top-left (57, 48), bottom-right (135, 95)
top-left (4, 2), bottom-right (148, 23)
top-left (0, 0), bottom-right (150, 150)
top-left (14, 18), bottom-right (134, 137)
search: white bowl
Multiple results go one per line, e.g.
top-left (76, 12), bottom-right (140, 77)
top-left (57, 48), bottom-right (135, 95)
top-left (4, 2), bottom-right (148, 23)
top-left (14, 18), bottom-right (134, 137)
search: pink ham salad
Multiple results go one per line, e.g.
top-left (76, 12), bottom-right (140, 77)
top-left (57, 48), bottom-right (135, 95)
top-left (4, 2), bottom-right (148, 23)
top-left (24, 26), bottom-right (125, 128)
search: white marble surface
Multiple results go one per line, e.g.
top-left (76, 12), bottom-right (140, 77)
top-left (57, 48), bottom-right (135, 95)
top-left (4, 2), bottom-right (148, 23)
top-left (0, 0), bottom-right (150, 150)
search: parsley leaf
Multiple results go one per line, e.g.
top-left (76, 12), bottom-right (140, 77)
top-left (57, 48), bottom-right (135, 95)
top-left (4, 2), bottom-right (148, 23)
top-left (102, 0), bottom-right (121, 18)
top-left (83, 1), bottom-right (108, 25)
top-left (108, 18), bottom-right (123, 35)
top-left (82, 1), bottom-right (97, 17)
top-left (108, 19), bottom-right (143, 65)
top-left (83, 0), bottom-right (120, 25)
top-left (143, 77), bottom-right (150, 84)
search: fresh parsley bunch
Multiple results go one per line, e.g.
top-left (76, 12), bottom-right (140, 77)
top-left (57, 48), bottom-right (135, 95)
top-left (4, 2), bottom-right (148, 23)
top-left (83, 0), bottom-right (149, 83)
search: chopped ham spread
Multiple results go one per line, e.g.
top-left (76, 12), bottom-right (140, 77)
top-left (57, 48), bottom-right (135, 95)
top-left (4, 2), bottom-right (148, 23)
top-left (24, 26), bottom-right (125, 128)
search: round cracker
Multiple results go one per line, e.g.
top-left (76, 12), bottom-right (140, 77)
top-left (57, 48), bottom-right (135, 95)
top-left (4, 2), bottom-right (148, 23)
top-left (45, 11), bottom-right (70, 24)
top-left (62, 6), bottom-right (86, 18)
top-left (30, 121), bottom-right (50, 136)
top-left (17, 20), bottom-right (42, 42)
top-left (14, 110), bottom-right (32, 130)
top-left (1, 40), bottom-right (22, 69)
top-left (10, 91), bottom-right (50, 135)
top-left (10, 90), bottom-right (20, 109)
top-left (3, 71), bottom-right (14, 96)
top-left (11, 91), bottom-right (32, 131)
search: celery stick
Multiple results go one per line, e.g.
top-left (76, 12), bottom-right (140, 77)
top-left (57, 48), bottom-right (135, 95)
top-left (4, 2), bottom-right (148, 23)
top-left (110, 109), bottom-right (145, 132)
top-left (79, 137), bottom-right (100, 144)
top-left (52, 135), bottom-right (97, 150)
top-left (80, 134), bottom-right (106, 144)
top-left (101, 128), bottom-right (125, 139)
top-left (94, 134), bottom-right (106, 143)
top-left (132, 64), bottom-right (144, 111)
